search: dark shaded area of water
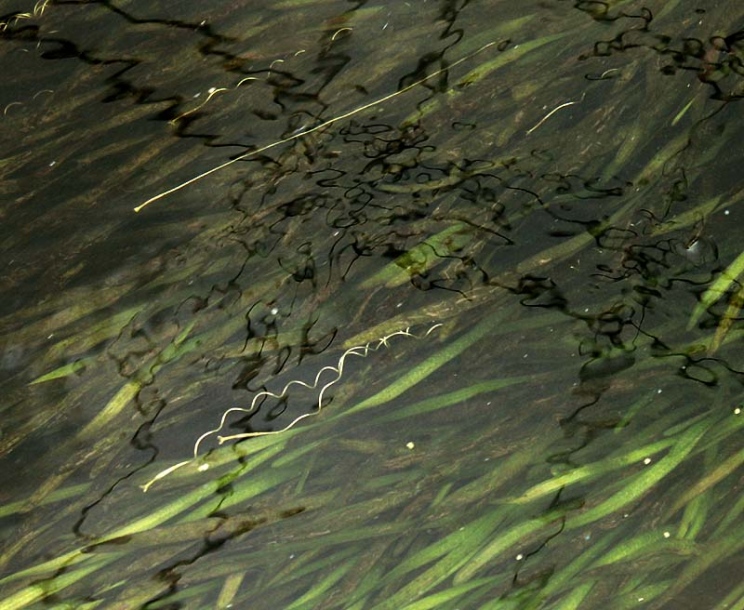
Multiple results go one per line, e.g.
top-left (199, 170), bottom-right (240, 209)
top-left (1, 1), bottom-right (743, 608)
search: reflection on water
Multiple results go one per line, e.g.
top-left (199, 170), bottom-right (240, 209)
top-left (1, 1), bottom-right (743, 608)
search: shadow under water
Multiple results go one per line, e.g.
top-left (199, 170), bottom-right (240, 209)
top-left (1, 0), bottom-right (743, 608)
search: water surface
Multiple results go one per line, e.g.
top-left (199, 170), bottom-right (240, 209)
top-left (1, 1), bottom-right (743, 608)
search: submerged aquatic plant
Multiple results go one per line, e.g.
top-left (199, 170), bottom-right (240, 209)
top-left (1, 0), bottom-right (743, 608)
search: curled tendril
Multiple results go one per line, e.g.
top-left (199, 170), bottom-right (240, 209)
top-left (141, 324), bottom-right (441, 491)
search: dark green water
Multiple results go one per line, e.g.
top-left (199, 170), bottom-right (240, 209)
top-left (1, 1), bottom-right (742, 608)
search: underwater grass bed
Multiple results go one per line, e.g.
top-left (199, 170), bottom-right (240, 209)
top-left (2, 0), bottom-right (744, 608)
top-left (2, 312), bottom-right (741, 608)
